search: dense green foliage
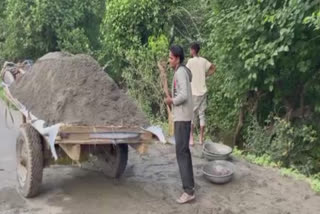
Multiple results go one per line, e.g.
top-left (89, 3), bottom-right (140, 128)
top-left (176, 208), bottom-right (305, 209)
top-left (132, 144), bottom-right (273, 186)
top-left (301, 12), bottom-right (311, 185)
top-left (99, 0), bottom-right (169, 81)
top-left (0, 0), bottom-right (320, 176)
top-left (205, 0), bottom-right (320, 175)
top-left (121, 35), bottom-right (170, 120)
top-left (0, 0), bottom-right (105, 60)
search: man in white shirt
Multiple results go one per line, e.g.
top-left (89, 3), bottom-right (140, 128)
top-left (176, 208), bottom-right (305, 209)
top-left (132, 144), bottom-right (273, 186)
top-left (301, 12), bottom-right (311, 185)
top-left (186, 42), bottom-right (216, 146)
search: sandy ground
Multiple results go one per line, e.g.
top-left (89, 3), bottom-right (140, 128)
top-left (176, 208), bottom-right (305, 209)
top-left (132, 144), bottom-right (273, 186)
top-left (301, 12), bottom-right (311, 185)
top-left (0, 101), bottom-right (320, 214)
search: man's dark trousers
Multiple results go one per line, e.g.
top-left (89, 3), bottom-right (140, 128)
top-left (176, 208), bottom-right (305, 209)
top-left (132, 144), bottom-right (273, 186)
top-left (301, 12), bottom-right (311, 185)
top-left (174, 121), bottom-right (195, 195)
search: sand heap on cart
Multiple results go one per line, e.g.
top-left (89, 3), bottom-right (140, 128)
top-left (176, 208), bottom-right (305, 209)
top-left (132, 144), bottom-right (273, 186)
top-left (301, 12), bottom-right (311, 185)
top-left (10, 52), bottom-right (149, 127)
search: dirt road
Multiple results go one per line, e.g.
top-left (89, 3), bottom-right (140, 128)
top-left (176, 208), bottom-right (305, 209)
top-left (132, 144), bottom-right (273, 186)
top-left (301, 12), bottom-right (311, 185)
top-left (0, 101), bottom-right (319, 214)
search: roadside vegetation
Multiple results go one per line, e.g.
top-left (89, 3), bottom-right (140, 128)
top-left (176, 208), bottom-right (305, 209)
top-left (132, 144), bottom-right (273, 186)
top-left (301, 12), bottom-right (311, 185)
top-left (233, 148), bottom-right (320, 193)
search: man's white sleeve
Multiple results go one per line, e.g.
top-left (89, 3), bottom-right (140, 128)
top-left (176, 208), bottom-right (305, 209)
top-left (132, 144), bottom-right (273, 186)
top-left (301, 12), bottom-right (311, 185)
top-left (205, 58), bottom-right (212, 71)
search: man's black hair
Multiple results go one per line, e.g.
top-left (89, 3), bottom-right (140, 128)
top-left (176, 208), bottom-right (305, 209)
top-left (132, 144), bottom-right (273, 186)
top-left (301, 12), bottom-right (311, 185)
top-left (190, 42), bottom-right (200, 54)
top-left (170, 45), bottom-right (184, 63)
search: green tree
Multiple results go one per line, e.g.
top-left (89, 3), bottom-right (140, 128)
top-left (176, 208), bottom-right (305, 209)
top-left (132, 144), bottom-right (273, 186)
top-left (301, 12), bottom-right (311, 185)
top-left (99, 0), bottom-right (170, 79)
top-left (0, 0), bottom-right (105, 60)
top-left (205, 0), bottom-right (320, 174)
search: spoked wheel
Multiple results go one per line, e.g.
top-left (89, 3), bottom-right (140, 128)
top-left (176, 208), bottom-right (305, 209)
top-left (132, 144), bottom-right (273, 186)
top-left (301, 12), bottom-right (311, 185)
top-left (95, 144), bottom-right (128, 178)
top-left (16, 124), bottom-right (43, 198)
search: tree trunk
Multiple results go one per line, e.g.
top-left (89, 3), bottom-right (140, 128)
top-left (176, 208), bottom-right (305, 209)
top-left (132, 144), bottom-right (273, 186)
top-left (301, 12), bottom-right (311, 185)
top-left (233, 105), bottom-right (246, 148)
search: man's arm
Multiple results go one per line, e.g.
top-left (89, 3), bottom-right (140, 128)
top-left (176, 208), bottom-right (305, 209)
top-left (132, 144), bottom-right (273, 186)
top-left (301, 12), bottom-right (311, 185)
top-left (172, 69), bottom-right (188, 106)
top-left (206, 64), bottom-right (216, 77)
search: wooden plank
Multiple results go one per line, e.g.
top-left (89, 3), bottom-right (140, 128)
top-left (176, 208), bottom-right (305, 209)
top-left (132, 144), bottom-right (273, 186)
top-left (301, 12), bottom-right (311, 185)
top-left (59, 133), bottom-right (91, 141)
top-left (56, 131), bottom-right (153, 143)
top-left (56, 138), bottom-right (113, 144)
top-left (59, 144), bottom-right (81, 161)
top-left (58, 125), bottom-right (143, 134)
top-left (55, 138), bottom-right (152, 145)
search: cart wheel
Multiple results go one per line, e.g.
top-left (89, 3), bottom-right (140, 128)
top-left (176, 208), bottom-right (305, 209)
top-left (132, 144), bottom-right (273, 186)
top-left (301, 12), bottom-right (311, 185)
top-left (96, 144), bottom-right (128, 178)
top-left (16, 124), bottom-right (43, 198)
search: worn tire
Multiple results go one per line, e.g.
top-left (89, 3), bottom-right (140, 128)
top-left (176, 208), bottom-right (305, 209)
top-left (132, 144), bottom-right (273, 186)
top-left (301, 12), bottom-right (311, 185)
top-left (96, 144), bottom-right (128, 178)
top-left (16, 124), bottom-right (43, 198)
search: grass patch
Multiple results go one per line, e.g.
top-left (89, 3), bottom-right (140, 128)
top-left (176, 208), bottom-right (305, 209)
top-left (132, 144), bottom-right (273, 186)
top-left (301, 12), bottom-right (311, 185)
top-left (233, 148), bottom-right (320, 193)
top-left (280, 168), bottom-right (320, 193)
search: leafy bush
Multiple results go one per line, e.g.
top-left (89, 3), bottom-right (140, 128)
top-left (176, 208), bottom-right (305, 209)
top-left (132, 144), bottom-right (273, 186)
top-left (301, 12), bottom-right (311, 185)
top-left (245, 116), bottom-right (320, 175)
top-left (205, 69), bottom-right (239, 139)
top-left (245, 115), bottom-right (273, 156)
top-left (271, 118), bottom-right (319, 174)
top-left (122, 35), bottom-right (170, 120)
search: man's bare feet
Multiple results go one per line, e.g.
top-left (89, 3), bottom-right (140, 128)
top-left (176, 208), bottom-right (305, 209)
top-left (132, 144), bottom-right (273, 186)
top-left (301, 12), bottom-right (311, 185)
top-left (199, 136), bottom-right (204, 145)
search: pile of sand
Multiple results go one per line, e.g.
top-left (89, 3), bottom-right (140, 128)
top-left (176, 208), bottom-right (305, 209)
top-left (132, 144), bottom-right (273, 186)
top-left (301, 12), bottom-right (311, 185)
top-left (10, 52), bottom-right (148, 127)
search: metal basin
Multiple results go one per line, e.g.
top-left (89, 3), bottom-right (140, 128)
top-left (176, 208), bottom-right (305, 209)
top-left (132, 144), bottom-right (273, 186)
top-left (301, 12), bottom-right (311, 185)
top-left (203, 142), bottom-right (232, 155)
top-left (202, 160), bottom-right (235, 184)
top-left (202, 149), bottom-right (229, 160)
top-left (202, 142), bottom-right (232, 160)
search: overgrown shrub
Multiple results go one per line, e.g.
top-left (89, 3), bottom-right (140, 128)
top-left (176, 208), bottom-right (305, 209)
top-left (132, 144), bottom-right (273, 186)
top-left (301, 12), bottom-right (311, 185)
top-left (122, 35), bottom-right (170, 120)
top-left (245, 116), bottom-right (320, 175)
